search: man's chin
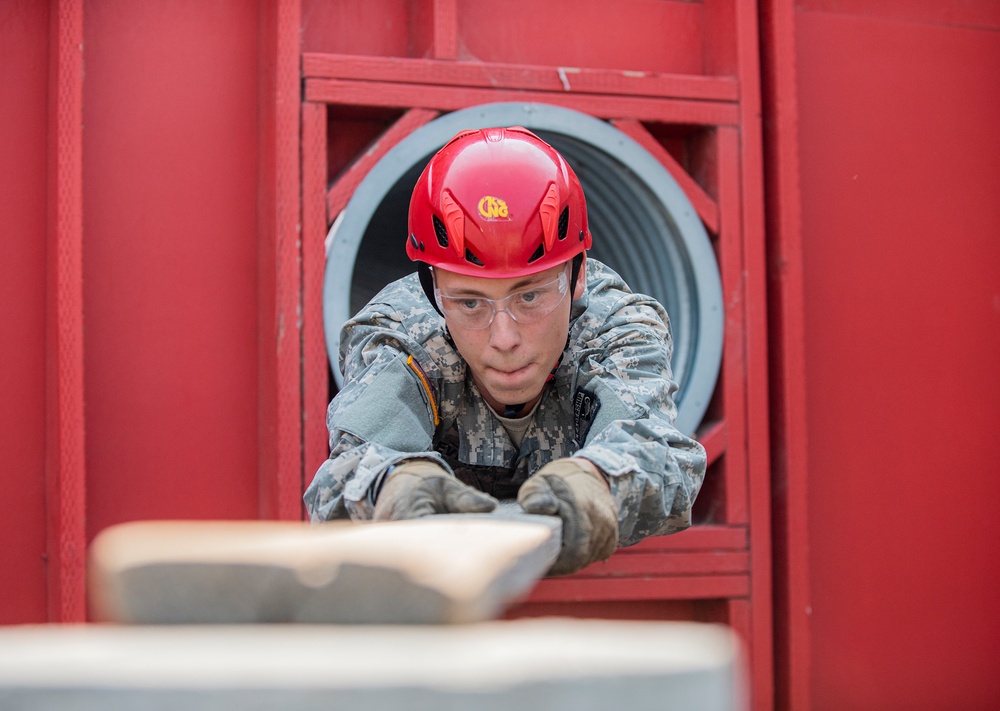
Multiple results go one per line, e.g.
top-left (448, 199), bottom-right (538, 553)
top-left (480, 373), bottom-right (544, 409)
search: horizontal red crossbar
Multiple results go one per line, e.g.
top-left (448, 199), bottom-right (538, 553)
top-left (306, 78), bottom-right (741, 126)
top-left (580, 551), bottom-right (749, 578)
top-left (527, 574), bottom-right (750, 603)
top-left (303, 53), bottom-right (739, 103)
top-left (625, 524), bottom-right (746, 553)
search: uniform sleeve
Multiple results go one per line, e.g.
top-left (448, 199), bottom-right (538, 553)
top-left (302, 296), bottom-right (449, 522)
top-left (572, 292), bottom-right (707, 547)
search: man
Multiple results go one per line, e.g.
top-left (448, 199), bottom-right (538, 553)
top-left (305, 127), bottom-right (706, 575)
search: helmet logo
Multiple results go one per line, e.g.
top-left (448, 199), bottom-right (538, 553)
top-left (477, 196), bottom-right (510, 220)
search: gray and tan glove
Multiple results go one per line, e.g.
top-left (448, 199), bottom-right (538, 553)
top-left (517, 458), bottom-right (619, 576)
top-left (373, 460), bottom-right (498, 521)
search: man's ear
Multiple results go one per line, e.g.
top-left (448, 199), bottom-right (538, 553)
top-left (572, 252), bottom-right (587, 301)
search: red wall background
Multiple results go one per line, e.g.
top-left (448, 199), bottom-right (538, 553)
top-left (2, 1), bottom-right (997, 709)
top-left (1, 0), bottom-right (50, 624)
top-left (1, 0), bottom-right (301, 622)
top-left (778, 1), bottom-right (1000, 708)
top-left (82, 0), bottom-right (262, 532)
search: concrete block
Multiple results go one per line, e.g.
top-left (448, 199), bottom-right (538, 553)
top-left (88, 512), bottom-right (561, 624)
top-left (0, 620), bottom-right (746, 711)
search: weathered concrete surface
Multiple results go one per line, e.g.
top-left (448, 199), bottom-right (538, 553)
top-left (0, 620), bottom-right (746, 711)
top-left (89, 512), bottom-right (561, 624)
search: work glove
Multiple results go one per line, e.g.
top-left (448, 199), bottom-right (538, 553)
top-left (373, 459), bottom-right (498, 521)
top-left (517, 458), bottom-right (619, 576)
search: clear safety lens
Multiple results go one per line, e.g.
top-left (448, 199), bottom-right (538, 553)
top-left (435, 270), bottom-right (569, 330)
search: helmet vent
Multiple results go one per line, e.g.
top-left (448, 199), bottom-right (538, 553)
top-left (558, 207), bottom-right (569, 240)
top-left (464, 248), bottom-right (484, 266)
top-left (432, 216), bottom-right (449, 248)
top-left (527, 243), bottom-right (545, 263)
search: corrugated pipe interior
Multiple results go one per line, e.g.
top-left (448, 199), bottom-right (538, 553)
top-left (324, 103), bottom-right (723, 436)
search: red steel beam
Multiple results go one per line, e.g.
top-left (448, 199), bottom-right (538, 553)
top-left (301, 101), bottom-right (330, 497)
top-left (46, 0), bottom-right (86, 623)
top-left (734, 0), bottom-right (775, 705)
top-left (274, 0), bottom-right (304, 520)
top-left (306, 78), bottom-right (741, 126)
top-left (257, 0), bottom-right (303, 521)
top-left (716, 127), bottom-right (749, 527)
top-left (302, 53), bottom-right (740, 103)
top-left (759, 0), bottom-right (812, 708)
top-left (624, 524), bottom-right (747, 553)
top-left (528, 574), bottom-right (750, 603)
top-left (574, 552), bottom-right (750, 578)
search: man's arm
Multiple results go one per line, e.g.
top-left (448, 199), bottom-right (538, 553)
top-left (304, 278), bottom-right (461, 522)
top-left (570, 288), bottom-right (707, 547)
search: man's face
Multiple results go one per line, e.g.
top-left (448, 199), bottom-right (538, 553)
top-left (434, 260), bottom-right (585, 414)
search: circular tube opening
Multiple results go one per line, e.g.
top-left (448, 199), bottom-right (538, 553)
top-left (324, 103), bottom-right (722, 435)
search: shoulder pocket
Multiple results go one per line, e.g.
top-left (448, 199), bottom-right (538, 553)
top-left (335, 355), bottom-right (435, 453)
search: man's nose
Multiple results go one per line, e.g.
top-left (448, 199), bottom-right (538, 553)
top-left (488, 309), bottom-right (521, 350)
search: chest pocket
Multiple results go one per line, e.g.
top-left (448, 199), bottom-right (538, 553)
top-left (434, 424), bottom-right (528, 500)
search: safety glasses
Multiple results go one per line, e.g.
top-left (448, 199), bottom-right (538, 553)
top-left (434, 269), bottom-right (569, 330)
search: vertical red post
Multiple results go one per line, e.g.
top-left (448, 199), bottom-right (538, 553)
top-left (301, 100), bottom-right (330, 494)
top-left (733, 0), bottom-right (775, 705)
top-left (46, 0), bottom-right (86, 622)
top-left (758, 1), bottom-right (812, 709)
top-left (257, 0), bottom-right (304, 521)
top-left (716, 126), bottom-right (749, 528)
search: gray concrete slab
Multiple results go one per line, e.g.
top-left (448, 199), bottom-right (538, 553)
top-left (89, 512), bottom-right (561, 625)
top-left (0, 619), bottom-right (746, 711)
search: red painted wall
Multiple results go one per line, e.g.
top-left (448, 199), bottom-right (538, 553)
top-left (81, 0), bottom-right (262, 536)
top-left (792, 1), bottom-right (1000, 708)
top-left (0, 0), bottom-right (299, 621)
top-left (0, 0), bottom-right (50, 624)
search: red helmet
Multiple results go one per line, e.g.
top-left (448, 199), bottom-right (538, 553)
top-left (407, 127), bottom-right (592, 278)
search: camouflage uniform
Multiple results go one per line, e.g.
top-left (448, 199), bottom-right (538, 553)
top-left (304, 259), bottom-right (706, 547)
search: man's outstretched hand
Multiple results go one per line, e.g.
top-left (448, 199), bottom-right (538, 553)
top-left (517, 458), bottom-right (619, 576)
top-left (373, 460), bottom-right (498, 521)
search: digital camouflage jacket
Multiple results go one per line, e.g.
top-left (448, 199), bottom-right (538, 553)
top-left (303, 259), bottom-right (706, 547)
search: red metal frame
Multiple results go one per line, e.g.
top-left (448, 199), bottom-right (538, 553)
top-left (257, 0), bottom-right (303, 522)
top-left (298, 3), bottom-right (773, 706)
top-left (307, 77), bottom-right (740, 127)
top-left (758, 2), bottom-right (812, 709)
top-left (302, 54), bottom-right (740, 103)
top-left (302, 100), bottom-right (331, 492)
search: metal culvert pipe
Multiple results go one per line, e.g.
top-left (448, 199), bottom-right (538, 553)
top-left (324, 103), bottom-right (723, 435)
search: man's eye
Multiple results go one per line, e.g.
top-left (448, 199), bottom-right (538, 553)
top-left (459, 298), bottom-right (484, 311)
top-left (517, 291), bottom-right (539, 304)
